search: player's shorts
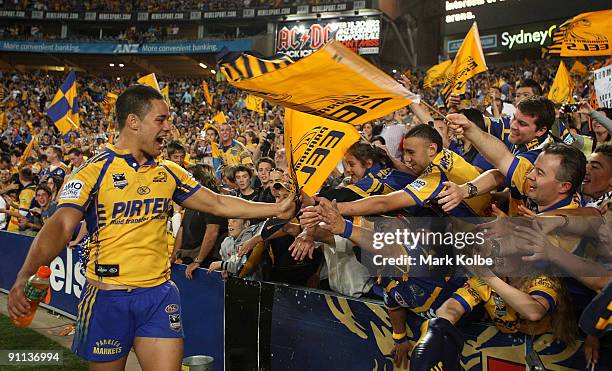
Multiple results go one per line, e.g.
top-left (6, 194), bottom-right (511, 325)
top-left (71, 280), bottom-right (183, 362)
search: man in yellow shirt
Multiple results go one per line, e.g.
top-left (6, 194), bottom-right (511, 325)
top-left (219, 122), bottom-right (253, 167)
top-left (8, 85), bottom-right (295, 371)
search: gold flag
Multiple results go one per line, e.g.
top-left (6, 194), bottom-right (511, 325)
top-left (212, 111), bottom-right (227, 124)
top-left (219, 41), bottom-right (419, 126)
top-left (137, 73), bottom-right (161, 92)
top-left (284, 109), bottom-right (360, 196)
top-left (441, 22), bottom-right (488, 99)
top-left (0, 112), bottom-right (6, 130)
top-left (161, 85), bottom-right (171, 106)
top-left (570, 60), bottom-right (588, 76)
top-left (202, 80), bottom-right (213, 106)
top-left (100, 92), bottom-right (119, 114)
top-left (548, 61), bottom-right (575, 104)
top-left (19, 137), bottom-right (36, 167)
top-left (424, 60), bottom-right (452, 89)
top-left (545, 10), bottom-right (612, 57)
top-left (246, 94), bottom-right (264, 113)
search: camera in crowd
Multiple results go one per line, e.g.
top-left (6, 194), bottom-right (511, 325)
top-left (561, 103), bottom-right (580, 113)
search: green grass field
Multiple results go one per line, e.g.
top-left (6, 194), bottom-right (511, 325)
top-left (0, 314), bottom-right (88, 370)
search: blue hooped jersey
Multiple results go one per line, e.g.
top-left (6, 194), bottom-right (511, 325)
top-left (58, 144), bottom-right (201, 287)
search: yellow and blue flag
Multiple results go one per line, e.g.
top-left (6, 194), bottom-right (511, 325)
top-left (210, 142), bottom-right (223, 177)
top-left (47, 71), bottom-right (80, 135)
top-left (218, 41), bottom-right (419, 126)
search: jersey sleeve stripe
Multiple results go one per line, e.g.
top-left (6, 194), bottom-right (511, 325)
top-left (451, 293), bottom-right (473, 314)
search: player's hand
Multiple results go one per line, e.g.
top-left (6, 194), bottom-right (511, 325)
top-left (277, 192), bottom-right (297, 220)
top-left (289, 230), bottom-right (316, 261)
top-left (8, 277), bottom-right (30, 320)
top-left (391, 341), bottom-right (412, 369)
top-left (185, 262), bottom-right (201, 279)
top-left (437, 181), bottom-right (468, 212)
top-left (445, 113), bottom-right (477, 137)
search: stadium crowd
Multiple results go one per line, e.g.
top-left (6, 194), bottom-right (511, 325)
top-left (3, 0), bottom-right (346, 12)
top-left (1, 53), bottom-right (611, 367)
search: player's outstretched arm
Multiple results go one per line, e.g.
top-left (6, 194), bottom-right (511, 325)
top-left (8, 207), bottom-right (83, 320)
top-left (336, 190), bottom-right (415, 217)
top-left (181, 186), bottom-right (295, 220)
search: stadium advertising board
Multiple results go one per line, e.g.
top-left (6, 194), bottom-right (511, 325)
top-left (0, 1), bottom-right (372, 22)
top-left (0, 39), bottom-right (252, 54)
top-left (446, 20), bottom-right (559, 55)
top-left (275, 17), bottom-right (380, 59)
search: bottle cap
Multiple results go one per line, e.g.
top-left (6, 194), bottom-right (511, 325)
top-left (36, 266), bottom-right (52, 279)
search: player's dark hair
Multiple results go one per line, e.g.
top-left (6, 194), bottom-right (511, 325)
top-left (404, 124), bottom-right (444, 153)
top-left (115, 85), bottom-right (165, 131)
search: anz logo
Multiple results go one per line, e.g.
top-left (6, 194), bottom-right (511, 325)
top-left (113, 44), bottom-right (139, 54)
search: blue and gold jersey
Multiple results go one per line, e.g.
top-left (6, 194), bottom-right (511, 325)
top-left (58, 144), bottom-right (201, 287)
top-left (403, 150), bottom-right (491, 217)
top-left (41, 162), bottom-right (70, 180)
top-left (220, 140), bottom-right (253, 167)
top-left (18, 184), bottom-right (36, 215)
top-left (487, 116), bottom-right (512, 147)
top-left (452, 276), bottom-right (559, 335)
top-left (506, 155), bottom-right (583, 213)
top-left (346, 164), bottom-right (415, 198)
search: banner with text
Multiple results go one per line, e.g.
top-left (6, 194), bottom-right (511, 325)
top-left (0, 39), bottom-right (251, 54)
top-left (594, 64), bottom-right (612, 108)
top-left (275, 16), bottom-right (380, 59)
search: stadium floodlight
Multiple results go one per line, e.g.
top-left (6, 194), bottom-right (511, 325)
top-left (109, 63), bottom-right (115, 67)
top-left (119, 63), bottom-right (125, 68)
